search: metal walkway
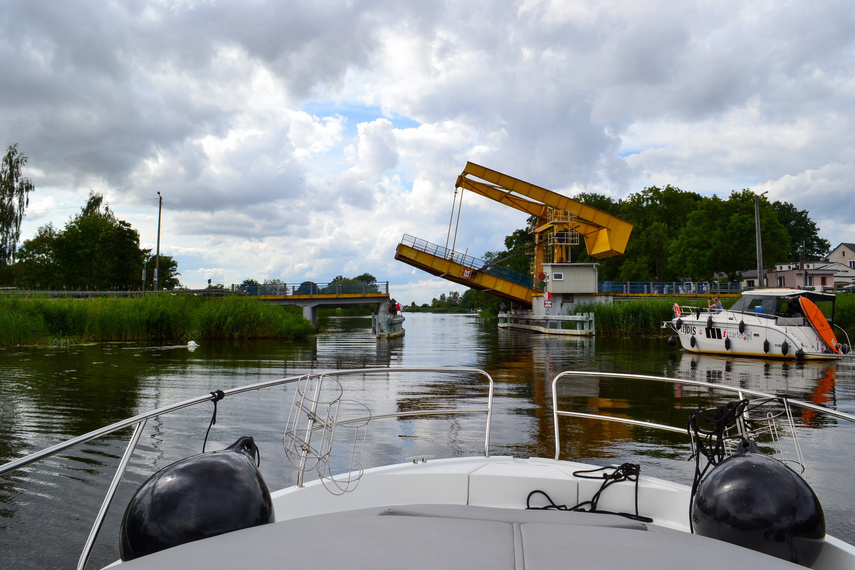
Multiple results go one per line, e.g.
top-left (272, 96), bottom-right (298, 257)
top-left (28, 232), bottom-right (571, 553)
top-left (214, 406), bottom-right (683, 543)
top-left (395, 235), bottom-right (541, 307)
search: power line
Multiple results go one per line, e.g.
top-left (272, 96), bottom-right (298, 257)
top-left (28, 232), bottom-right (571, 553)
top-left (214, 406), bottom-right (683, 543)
top-left (28, 198), bottom-right (160, 214)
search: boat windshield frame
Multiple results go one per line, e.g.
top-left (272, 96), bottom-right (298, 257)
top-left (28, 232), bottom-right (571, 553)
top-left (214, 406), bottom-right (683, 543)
top-left (729, 290), bottom-right (836, 323)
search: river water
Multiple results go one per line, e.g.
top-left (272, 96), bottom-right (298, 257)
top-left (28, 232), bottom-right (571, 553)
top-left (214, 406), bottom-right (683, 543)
top-left (1, 312), bottom-right (854, 567)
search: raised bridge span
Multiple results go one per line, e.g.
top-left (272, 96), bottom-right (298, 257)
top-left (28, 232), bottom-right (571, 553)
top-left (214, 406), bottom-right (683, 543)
top-left (394, 234), bottom-right (542, 308)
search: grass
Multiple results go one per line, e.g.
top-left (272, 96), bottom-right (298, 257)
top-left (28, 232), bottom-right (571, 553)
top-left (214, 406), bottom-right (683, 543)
top-left (0, 295), bottom-right (315, 346)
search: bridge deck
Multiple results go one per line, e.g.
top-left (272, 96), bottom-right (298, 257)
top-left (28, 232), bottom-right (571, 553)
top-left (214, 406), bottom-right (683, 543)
top-left (395, 236), bottom-right (539, 307)
top-left (260, 292), bottom-right (389, 301)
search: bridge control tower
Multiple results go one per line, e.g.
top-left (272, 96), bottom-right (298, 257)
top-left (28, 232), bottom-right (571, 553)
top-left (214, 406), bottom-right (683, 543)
top-left (395, 163), bottom-right (633, 332)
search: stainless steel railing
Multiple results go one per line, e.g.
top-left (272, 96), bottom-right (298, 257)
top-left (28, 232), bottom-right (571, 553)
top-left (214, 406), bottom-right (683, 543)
top-left (0, 367), bottom-right (494, 570)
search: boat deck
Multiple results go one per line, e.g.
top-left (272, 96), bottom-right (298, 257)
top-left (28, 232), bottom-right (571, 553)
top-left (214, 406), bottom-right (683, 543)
top-left (116, 502), bottom-right (798, 569)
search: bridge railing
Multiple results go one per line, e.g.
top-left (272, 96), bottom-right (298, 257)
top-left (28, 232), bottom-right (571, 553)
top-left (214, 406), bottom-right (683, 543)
top-left (400, 234), bottom-right (543, 290)
top-left (599, 281), bottom-right (743, 296)
top-left (241, 281), bottom-right (390, 298)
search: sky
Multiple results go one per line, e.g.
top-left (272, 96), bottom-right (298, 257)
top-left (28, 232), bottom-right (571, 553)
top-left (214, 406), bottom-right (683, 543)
top-left (2, 0), bottom-right (855, 304)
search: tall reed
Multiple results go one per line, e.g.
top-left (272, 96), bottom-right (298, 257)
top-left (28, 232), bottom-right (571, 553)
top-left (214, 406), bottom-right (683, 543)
top-left (0, 295), bottom-right (314, 346)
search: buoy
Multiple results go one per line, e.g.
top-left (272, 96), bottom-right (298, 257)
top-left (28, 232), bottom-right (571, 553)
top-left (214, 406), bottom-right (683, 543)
top-left (673, 303), bottom-right (682, 318)
top-left (120, 437), bottom-right (274, 561)
top-left (675, 318), bottom-right (683, 329)
top-left (781, 341), bottom-right (789, 356)
top-left (690, 335), bottom-right (696, 348)
top-left (796, 348), bottom-right (805, 359)
top-left (763, 339), bottom-right (770, 353)
top-left (739, 321), bottom-right (745, 334)
top-left (692, 440), bottom-right (825, 565)
top-left (724, 338), bottom-right (731, 351)
top-left (667, 335), bottom-right (677, 347)
top-left (706, 316), bottom-right (713, 329)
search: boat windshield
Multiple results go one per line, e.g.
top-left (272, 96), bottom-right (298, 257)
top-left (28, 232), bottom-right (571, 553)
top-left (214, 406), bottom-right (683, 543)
top-left (730, 295), bottom-right (777, 316)
top-left (730, 292), bottom-right (836, 323)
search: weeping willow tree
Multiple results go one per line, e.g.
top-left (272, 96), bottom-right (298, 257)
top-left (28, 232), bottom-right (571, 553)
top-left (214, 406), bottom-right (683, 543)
top-left (0, 144), bottom-right (35, 269)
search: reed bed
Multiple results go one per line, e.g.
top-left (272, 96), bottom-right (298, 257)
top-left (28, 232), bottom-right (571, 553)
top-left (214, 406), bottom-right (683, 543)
top-left (0, 295), bottom-right (314, 346)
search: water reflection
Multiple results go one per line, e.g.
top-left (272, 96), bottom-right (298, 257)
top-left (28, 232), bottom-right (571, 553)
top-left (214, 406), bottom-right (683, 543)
top-left (668, 353), bottom-right (841, 429)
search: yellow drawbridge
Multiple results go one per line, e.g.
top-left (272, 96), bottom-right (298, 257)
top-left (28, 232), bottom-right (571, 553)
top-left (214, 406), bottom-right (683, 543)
top-left (395, 162), bottom-right (633, 307)
top-left (395, 234), bottom-right (541, 305)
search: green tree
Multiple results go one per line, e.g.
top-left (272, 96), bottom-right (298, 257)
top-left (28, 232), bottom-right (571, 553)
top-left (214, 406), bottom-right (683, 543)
top-left (772, 201), bottom-right (830, 261)
top-left (1, 144), bottom-right (35, 274)
top-left (239, 279), bottom-right (260, 294)
top-left (52, 193), bottom-right (146, 289)
top-left (617, 186), bottom-right (702, 281)
top-left (144, 254), bottom-right (181, 290)
top-left (15, 192), bottom-right (155, 290)
top-left (14, 223), bottom-right (59, 288)
top-left (668, 190), bottom-right (789, 282)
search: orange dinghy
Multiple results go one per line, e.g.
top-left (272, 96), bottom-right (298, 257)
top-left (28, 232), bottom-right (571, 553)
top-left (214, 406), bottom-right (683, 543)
top-left (799, 297), bottom-right (840, 353)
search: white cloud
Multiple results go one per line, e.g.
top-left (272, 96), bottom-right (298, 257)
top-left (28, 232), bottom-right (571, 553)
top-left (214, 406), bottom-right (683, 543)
top-left (4, 0), bottom-right (855, 302)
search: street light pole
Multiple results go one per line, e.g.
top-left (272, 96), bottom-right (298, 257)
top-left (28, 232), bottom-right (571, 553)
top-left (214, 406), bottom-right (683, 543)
top-left (754, 191), bottom-right (768, 288)
top-left (154, 192), bottom-right (162, 291)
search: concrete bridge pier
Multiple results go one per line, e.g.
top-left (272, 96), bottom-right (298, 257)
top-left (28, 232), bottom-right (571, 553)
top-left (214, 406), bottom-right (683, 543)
top-left (260, 295), bottom-right (390, 329)
top-left (302, 304), bottom-right (318, 324)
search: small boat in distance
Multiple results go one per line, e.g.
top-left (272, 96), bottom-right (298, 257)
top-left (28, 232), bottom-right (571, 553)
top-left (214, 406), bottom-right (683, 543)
top-left (664, 288), bottom-right (851, 360)
top-left (372, 299), bottom-right (405, 339)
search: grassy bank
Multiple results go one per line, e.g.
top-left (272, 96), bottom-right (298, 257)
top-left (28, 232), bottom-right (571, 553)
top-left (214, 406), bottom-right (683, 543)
top-left (574, 295), bottom-right (855, 337)
top-left (0, 295), bottom-right (315, 346)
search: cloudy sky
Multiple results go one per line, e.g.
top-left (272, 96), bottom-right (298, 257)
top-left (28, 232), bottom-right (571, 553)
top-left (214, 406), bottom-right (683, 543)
top-left (3, 0), bottom-right (854, 303)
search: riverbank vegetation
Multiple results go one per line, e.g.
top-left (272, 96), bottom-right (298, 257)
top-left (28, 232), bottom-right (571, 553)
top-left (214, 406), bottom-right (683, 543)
top-left (0, 295), bottom-right (314, 346)
top-left (1, 191), bottom-right (180, 290)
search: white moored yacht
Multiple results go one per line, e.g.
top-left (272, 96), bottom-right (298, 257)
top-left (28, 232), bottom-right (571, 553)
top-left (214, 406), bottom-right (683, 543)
top-left (664, 288), bottom-right (851, 360)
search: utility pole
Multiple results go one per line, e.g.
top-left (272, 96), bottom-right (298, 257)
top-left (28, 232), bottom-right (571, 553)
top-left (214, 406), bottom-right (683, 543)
top-left (154, 192), bottom-right (162, 291)
top-left (754, 191), bottom-right (767, 288)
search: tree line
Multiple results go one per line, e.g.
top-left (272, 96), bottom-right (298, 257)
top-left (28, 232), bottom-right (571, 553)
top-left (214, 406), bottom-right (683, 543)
top-left (422, 186), bottom-right (829, 313)
top-left (0, 144), bottom-right (180, 290)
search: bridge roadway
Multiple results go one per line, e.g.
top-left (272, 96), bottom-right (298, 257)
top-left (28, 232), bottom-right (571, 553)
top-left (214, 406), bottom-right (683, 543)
top-left (251, 281), bottom-right (394, 325)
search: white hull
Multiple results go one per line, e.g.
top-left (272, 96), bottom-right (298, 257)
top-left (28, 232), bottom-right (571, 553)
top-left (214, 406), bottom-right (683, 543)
top-left (669, 309), bottom-right (838, 360)
top-left (372, 313), bottom-right (405, 338)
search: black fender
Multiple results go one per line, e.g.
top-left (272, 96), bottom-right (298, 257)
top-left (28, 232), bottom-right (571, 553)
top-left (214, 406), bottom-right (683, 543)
top-left (120, 437), bottom-right (274, 561)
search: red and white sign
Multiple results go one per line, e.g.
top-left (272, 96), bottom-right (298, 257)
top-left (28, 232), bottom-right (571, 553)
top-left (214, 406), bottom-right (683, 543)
top-left (461, 268), bottom-right (472, 279)
top-left (544, 300), bottom-right (553, 308)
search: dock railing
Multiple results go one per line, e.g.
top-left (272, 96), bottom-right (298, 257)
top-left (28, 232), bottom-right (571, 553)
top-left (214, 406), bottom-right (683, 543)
top-left (0, 367), bottom-right (494, 570)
